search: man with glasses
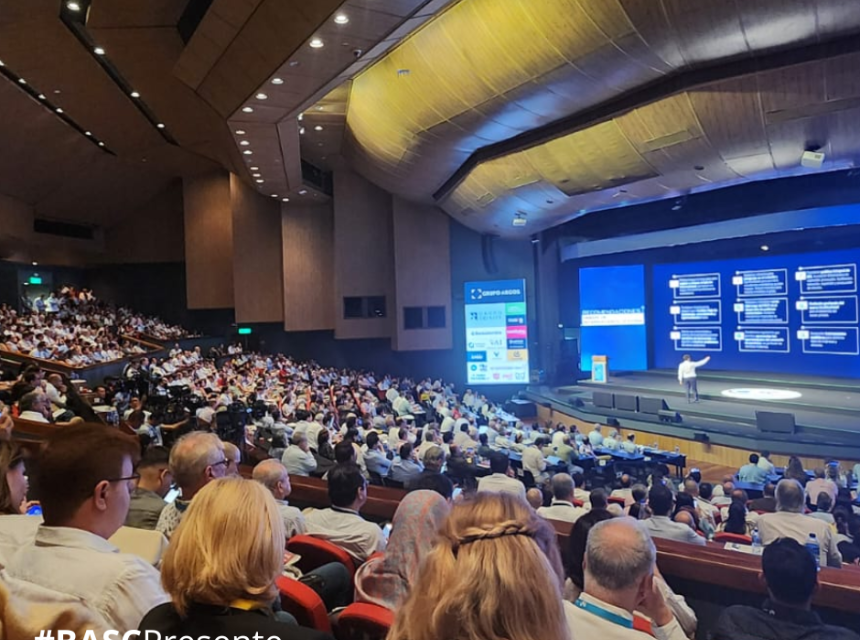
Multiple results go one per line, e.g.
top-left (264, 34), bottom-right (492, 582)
top-left (155, 431), bottom-right (227, 540)
top-left (0, 423), bottom-right (168, 631)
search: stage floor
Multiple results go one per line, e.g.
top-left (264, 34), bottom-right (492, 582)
top-left (549, 369), bottom-right (860, 436)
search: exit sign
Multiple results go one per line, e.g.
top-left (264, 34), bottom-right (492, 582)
top-left (238, 327), bottom-right (252, 335)
top-left (29, 276), bottom-right (42, 285)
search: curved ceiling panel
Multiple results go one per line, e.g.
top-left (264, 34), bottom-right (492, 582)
top-left (343, 0), bottom-right (860, 230)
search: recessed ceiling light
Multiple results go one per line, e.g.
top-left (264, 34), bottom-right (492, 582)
top-left (156, 123), bottom-right (165, 129)
top-left (130, 91), bottom-right (140, 98)
top-left (314, 125), bottom-right (323, 131)
top-left (37, 94), bottom-right (46, 100)
top-left (334, 14), bottom-right (349, 25)
top-left (98, 142), bottom-right (105, 147)
top-left (243, 150), bottom-right (253, 155)
top-left (85, 131), bottom-right (91, 136)
top-left (309, 38), bottom-right (324, 49)
top-left (240, 140), bottom-right (250, 146)
top-left (316, 106), bottom-right (324, 111)
top-left (18, 78), bottom-right (25, 85)
top-left (255, 93), bottom-right (268, 100)
top-left (235, 129), bottom-right (246, 135)
top-left (0, 60), bottom-right (4, 67)
top-left (56, 108), bottom-right (64, 114)
top-left (271, 78), bottom-right (284, 85)
top-left (297, 113), bottom-right (303, 121)
top-left (252, 173), bottom-right (261, 178)
top-left (271, 194), bottom-right (278, 198)
top-left (250, 166), bottom-right (259, 170)
top-left (242, 106), bottom-right (254, 113)
top-left (32, 261), bottom-right (38, 266)
top-left (53, 89), bottom-right (61, 94)
top-left (66, 1), bottom-right (81, 10)
top-left (94, 47), bottom-right (106, 55)
top-left (282, 198), bottom-right (290, 202)
top-left (317, 142), bottom-right (323, 147)
top-left (298, 189), bottom-right (308, 195)
top-left (761, 245), bottom-right (770, 252)
top-left (255, 179), bottom-right (264, 184)
top-left (288, 61), bottom-right (300, 67)
top-left (299, 127), bottom-right (305, 135)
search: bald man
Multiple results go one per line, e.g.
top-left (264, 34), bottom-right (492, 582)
top-left (252, 459), bottom-right (306, 538)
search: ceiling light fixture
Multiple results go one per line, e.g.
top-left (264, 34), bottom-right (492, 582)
top-left (271, 194), bottom-right (278, 198)
top-left (282, 198), bottom-right (290, 202)
top-left (250, 166), bottom-right (259, 170)
top-left (297, 113), bottom-right (303, 121)
top-left (299, 127), bottom-right (305, 135)
top-left (98, 141), bottom-right (105, 147)
top-left (94, 46), bottom-right (105, 55)
top-left (37, 94), bottom-right (46, 100)
top-left (56, 108), bottom-right (63, 113)
top-left (309, 38), bottom-right (324, 49)
top-left (761, 245), bottom-right (770, 252)
top-left (289, 61), bottom-right (300, 67)
top-left (334, 14), bottom-right (349, 24)
top-left (240, 140), bottom-right (250, 146)
top-left (18, 78), bottom-right (25, 85)
top-left (271, 77), bottom-right (284, 85)
top-left (130, 91), bottom-right (140, 98)
top-left (243, 150), bottom-right (253, 155)
top-left (314, 125), bottom-right (323, 131)
top-left (156, 123), bottom-right (165, 129)
top-left (235, 129), bottom-right (246, 135)
top-left (0, 60), bottom-right (4, 67)
top-left (32, 261), bottom-right (38, 266)
top-left (84, 131), bottom-right (91, 136)
top-left (252, 173), bottom-right (261, 178)
top-left (66, 1), bottom-right (81, 10)
top-left (242, 106), bottom-right (254, 113)
top-left (255, 93), bottom-right (268, 100)
top-left (256, 179), bottom-right (264, 184)
top-left (298, 189), bottom-right (308, 195)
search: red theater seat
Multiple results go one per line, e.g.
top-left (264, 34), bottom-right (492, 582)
top-left (276, 576), bottom-right (332, 632)
top-left (335, 603), bottom-right (395, 640)
top-left (287, 534), bottom-right (356, 579)
top-left (713, 532), bottom-right (753, 545)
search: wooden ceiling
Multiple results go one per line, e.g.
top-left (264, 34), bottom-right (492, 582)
top-left (339, 0), bottom-right (860, 236)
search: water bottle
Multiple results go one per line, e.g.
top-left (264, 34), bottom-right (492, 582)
top-left (805, 533), bottom-right (820, 571)
top-left (751, 527), bottom-right (762, 553)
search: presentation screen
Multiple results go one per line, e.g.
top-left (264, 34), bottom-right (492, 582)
top-left (464, 279), bottom-right (529, 385)
top-left (579, 265), bottom-right (648, 372)
top-left (653, 248), bottom-right (860, 378)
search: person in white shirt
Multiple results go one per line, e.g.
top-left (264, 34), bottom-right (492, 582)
top-left (602, 430), bottom-right (620, 451)
top-left (588, 424), bottom-right (604, 448)
top-left (565, 518), bottom-right (688, 640)
top-left (758, 479), bottom-right (842, 568)
top-left (538, 473), bottom-right (586, 524)
top-left (1, 423), bottom-right (168, 632)
top-left (251, 459), bottom-right (307, 538)
top-left (610, 474), bottom-right (634, 507)
top-left (757, 450), bottom-right (776, 475)
top-left (621, 433), bottom-right (638, 454)
top-left (281, 432), bottom-right (317, 477)
top-left (644, 484), bottom-right (705, 546)
top-left (17, 391), bottom-right (50, 423)
top-left (477, 451), bottom-right (526, 500)
top-left (573, 472), bottom-right (591, 507)
top-left (304, 463), bottom-right (386, 563)
top-left (677, 354), bottom-right (711, 403)
top-left (522, 438), bottom-right (548, 484)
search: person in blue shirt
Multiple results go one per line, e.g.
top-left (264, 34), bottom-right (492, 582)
top-left (390, 443), bottom-right (423, 484)
top-left (363, 431), bottom-right (392, 479)
top-left (738, 453), bottom-right (769, 484)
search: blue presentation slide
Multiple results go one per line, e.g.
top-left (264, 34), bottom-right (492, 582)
top-left (653, 248), bottom-right (860, 377)
top-left (579, 265), bottom-right (647, 372)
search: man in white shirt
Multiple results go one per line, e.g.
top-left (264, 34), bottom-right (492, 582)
top-left (522, 438), bottom-right (548, 484)
top-left (644, 484), bottom-right (705, 546)
top-left (305, 413), bottom-right (326, 451)
top-left (252, 459), bottom-right (307, 538)
top-left (573, 472), bottom-right (591, 507)
top-left (805, 468), bottom-right (838, 509)
top-left (17, 390), bottom-right (50, 423)
top-left (677, 354), bottom-right (711, 403)
top-left (538, 473), bottom-right (586, 524)
top-left (588, 424), bottom-right (604, 448)
top-left (1, 423), bottom-right (168, 632)
top-left (304, 464), bottom-right (386, 563)
top-left (610, 474), bottom-right (634, 507)
top-left (758, 479), bottom-right (841, 568)
top-left (757, 450), bottom-right (776, 475)
top-left (477, 452), bottom-right (526, 500)
top-left (564, 518), bottom-right (687, 640)
top-left (281, 433), bottom-right (317, 477)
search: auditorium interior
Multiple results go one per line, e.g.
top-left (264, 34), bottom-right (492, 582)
top-left (2, 1), bottom-right (860, 639)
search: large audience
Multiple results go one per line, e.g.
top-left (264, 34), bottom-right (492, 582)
top-left (0, 286), bottom-right (196, 368)
top-left (0, 336), bottom-right (858, 640)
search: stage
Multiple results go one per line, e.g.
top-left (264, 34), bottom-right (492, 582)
top-left (524, 369), bottom-right (860, 459)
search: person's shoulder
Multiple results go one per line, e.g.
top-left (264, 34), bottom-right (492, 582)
top-left (139, 602), bottom-right (181, 631)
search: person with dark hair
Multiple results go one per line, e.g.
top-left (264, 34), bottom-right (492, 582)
top-left (1, 423), bottom-right (168, 631)
top-left (476, 451), bottom-right (525, 499)
top-left (739, 453), bottom-right (768, 484)
top-left (749, 483), bottom-right (777, 513)
top-left (645, 484), bottom-right (705, 546)
top-left (673, 492), bottom-right (701, 534)
top-left (712, 538), bottom-right (860, 640)
top-left (304, 463), bottom-right (386, 563)
top-left (363, 431), bottom-right (392, 478)
top-left (390, 442), bottom-right (423, 484)
top-left (589, 488), bottom-right (609, 512)
top-left (317, 428), bottom-right (335, 460)
top-left (334, 440), bottom-right (357, 465)
top-left (719, 501), bottom-right (752, 536)
top-left (757, 450), bottom-right (775, 475)
top-left (125, 445), bottom-right (172, 530)
top-left (406, 471), bottom-right (454, 501)
top-left (809, 492), bottom-right (835, 525)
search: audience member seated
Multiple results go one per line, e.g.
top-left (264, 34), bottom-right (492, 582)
top-left (1, 423), bottom-right (168, 631)
top-left (712, 538), bottom-right (860, 640)
top-left (757, 479), bottom-right (841, 568)
top-left (538, 473), bottom-right (586, 523)
top-left (757, 450), bottom-right (776, 475)
top-left (673, 492), bottom-right (706, 536)
top-left (252, 459), bottom-right (307, 538)
top-left (719, 501), bottom-right (753, 536)
top-left (125, 446), bottom-right (171, 530)
top-left (138, 477), bottom-right (331, 640)
top-left (405, 446), bottom-right (445, 491)
top-left (156, 432), bottom-right (227, 540)
top-left (784, 456), bottom-right (809, 486)
top-left (625, 485), bottom-right (649, 518)
top-left (476, 451), bottom-right (526, 500)
top-left (808, 492), bottom-right (835, 526)
top-left (712, 479), bottom-right (735, 507)
top-left (611, 474), bottom-right (634, 506)
top-left (0, 441), bottom-right (28, 516)
top-left (282, 433), bottom-right (317, 477)
top-left (738, 454), bottom-right (768, 484)
top-left (573, 472), bottom-right (591, 506)
top-left (526, 487), bottom-right (544, 510)
top-left (602, 429), bottom-right (619, 451)
top-left (362, 431), bottom-right (391, 479)
top-left (355, 490), bottom-right (449, 610)
top-left (390, 443), bottom-right (424, 485)
top-left (749, 483), bottom-right (777, 513)
top-left (17, 390), bottom-right (50, 423)
top-left (644, 484), bottom-right (705, 546)
top-left (566, 518), bottom-right (688, 639)
top-left (806, 467), bottom-right (838, 508)
top-left (387, 492), bottom-right (570, 640)
top-left (304, 463), bottom-right (386, 563)
top-left (588, 424), bottom-right (603, 447)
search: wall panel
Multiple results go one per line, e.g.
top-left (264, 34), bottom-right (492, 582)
top-left (183, 172), bottom-right (234, 309)
top-left (230, 175), bottom-right (283, 323)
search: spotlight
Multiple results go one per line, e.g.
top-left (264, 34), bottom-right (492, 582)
top-left (242, 106), bottom-right (254, 113)
top-left (271, 78), bottom-right (284, 85)
top-left (94, 47), bottom-right (106, 56)
top-left (761, 245), bottom-right (769, 252)
top-left (66, 1), bottom-right (81, 10)
top-left (255, 93), bottom-right (268, 100)
top-left (130, 91), bottom-right (140, 98)
top-left (334, 14), bottom-right (349, 24)
top-left (309, 38), bottom-right (324, 49)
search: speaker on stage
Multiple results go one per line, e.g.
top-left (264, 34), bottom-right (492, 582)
top-left (592, 391), bottom-right (613, 409)
top-left (614, 394), bottom-right (638, 412)
top-left (639, 397), bottom-right (669, 415)
top-left (756, 411), bottom-right (796, 434)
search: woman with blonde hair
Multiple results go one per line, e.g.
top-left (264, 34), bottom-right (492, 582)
top-left (138, 477), bottom-right (330, 640)
top-left (387, 491), bottom-right (569, 640)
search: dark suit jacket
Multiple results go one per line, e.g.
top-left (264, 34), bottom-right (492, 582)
top-left (140, 602), bottom-right (333, 640)
top-left (748, 496), bottom-right (777, 513)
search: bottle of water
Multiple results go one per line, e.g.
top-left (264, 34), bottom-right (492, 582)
top-left (806, 532), bottom-right (821, 570)
top-left (751, 527), bottom-right (762, 553)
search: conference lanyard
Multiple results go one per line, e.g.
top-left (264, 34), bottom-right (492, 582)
top-left (574, 598), bottom-right (634, 629)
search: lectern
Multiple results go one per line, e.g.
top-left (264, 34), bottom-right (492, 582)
top-left (591, 355), bottom-right (609, 383)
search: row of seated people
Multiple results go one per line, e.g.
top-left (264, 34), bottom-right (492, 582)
top-left (1, 422), bottom-right (858, 640)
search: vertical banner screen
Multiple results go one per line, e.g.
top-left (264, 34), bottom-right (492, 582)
top-left (464, 279), bottom-right (529, 385)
